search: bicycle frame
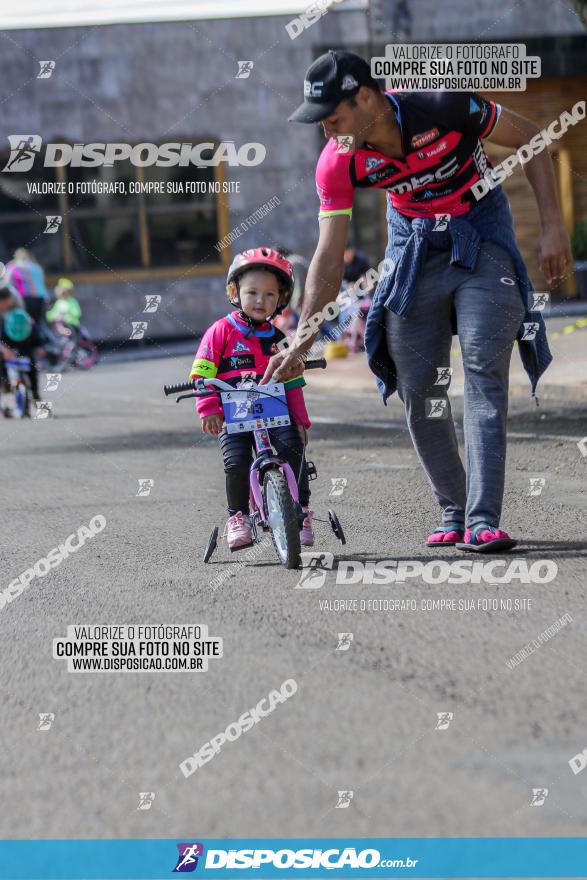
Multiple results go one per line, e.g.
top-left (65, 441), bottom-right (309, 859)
top-left (185, 376), bottom-right (301, 526)
top-left (249, 425), bottom-right (300, 525)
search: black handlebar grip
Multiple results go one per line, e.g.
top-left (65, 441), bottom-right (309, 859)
top-left (163, 380), bottom-right (194, 396)
top-left (304, 358), bottom-right (327, 370)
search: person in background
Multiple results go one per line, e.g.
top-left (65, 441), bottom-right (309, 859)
top-left (343, 246), bottom-right (370, 284)
top-left (0, 279), bottom-right (42, 402)
top-left (4, 248), bottom-right (49, 326)
top-left (46, 278), bottom-right (81, 335)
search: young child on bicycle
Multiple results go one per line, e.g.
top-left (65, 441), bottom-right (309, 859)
top-left (0, 281), bottom-right (42, 404)
top-left (47, 278), bottom-right (81, 337)
top-left (189, 248), bottom-right (313, 551)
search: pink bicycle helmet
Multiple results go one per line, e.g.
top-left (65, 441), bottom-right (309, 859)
top-left (226, 247), bottom-right (295, 315)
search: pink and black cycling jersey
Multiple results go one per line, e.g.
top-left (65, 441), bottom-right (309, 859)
top-left (189, 310), bottom-right (311, 428)
top-left (316, 91), bottom-right (501, 219)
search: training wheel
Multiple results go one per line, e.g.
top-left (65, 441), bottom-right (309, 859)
top-left (203, 526), bottom-right (219, 563)
top-left (328, 509), bottom-right (346, 545)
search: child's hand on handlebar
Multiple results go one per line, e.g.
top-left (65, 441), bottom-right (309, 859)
top-left (201, 413), bottom-right (224, 435)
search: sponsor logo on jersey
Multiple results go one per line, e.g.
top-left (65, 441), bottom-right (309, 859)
top-left (227, 354), bottom-right (255, 370)
top-left (411, 127), bottom-right (440, 148)
top-left (232, 340), bottom-right (250, 353)
top-left (387, 156), bottom-right (459, 194)
top-left (365, 156), bottom-right (385, 171)
top-left (416, 140), bottom-right (447, 159)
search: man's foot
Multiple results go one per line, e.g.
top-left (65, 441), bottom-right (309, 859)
top-left (225, 512), bottom-right (253, 550)
top-left (456, 524), bottom-right (517, 553)
top-left (300, 507), bottom-right (314, 546)
top-left (426, 523), bottom-right (464, 546)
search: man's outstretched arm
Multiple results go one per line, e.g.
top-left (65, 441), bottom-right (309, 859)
top-left (486, 106), bottom-right (573, 284)
top-left (261, 213), bottom-right (350, 383)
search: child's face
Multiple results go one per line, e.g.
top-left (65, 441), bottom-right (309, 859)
top-left (238, 269), bottom-right (281, 321)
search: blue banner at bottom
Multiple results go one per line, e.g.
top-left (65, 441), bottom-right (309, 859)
top-left (0, 838), bottom-right (586, 879)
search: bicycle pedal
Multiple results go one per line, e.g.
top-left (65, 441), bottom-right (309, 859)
top-left (306, 460), bottom-right (318, 481)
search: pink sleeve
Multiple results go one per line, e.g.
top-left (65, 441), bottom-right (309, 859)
top-left (189, 321), bottom-right (226, 419)
top-left (286, 386), bottom-right (311, 429)
top-left (315, 139), bottom-right (355, 218)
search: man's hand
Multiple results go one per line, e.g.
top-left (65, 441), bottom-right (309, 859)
top-left (260, 347), bottom-right (306, 385)
top-left (201, 413), bottom-right (224, 435)
top-left (538, 223), bottom-right (573, 286)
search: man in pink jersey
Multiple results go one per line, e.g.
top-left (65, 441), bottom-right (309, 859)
top-left (262, 50), bottom-right (572, 551)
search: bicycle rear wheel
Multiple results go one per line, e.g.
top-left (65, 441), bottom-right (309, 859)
top-left (263, 469), bottom-right (301, 569)
top-left (74, 340), bottom-right (99, 369)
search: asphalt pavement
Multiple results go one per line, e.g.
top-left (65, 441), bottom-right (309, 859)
top-left (0, 347), bottom-right (586, 848)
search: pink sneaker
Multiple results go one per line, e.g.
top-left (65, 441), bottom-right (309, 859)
top-left (225, 512), bottom-right (253, 550)
top-left (300, 507), bottom-right (314, 547)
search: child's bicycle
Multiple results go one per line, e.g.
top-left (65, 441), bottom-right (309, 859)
top-left (2, 356), bottom-right (34, 418)
top-left (163, 358), bottom-right (345, 570)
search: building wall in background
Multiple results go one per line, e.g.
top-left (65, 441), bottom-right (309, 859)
top-left (0, 2), bottom-right (584, 340)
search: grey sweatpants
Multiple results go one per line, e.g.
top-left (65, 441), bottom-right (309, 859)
top-left (385, 242), bottom-right (525, 529)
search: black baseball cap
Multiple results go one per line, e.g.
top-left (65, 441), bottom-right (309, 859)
top-left (289, 50), bottom-right (378, 124)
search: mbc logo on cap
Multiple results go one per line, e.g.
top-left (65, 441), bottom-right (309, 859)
top-left (304, 80), bottom-right (323, 97)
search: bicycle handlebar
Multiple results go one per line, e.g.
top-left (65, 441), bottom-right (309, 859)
top-left (163, 358), bottom-right (327, 397)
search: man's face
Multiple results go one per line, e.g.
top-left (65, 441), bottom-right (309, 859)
top-left (320, 88), bottom-right (376, 145)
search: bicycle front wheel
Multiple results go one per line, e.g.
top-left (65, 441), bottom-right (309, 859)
top-left (263, 469), bottom-right (301, 569)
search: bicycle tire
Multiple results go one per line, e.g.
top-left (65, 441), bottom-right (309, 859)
top-left (263, 468), bottom-right (301, 569)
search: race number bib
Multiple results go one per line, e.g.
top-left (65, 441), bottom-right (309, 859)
top-left (221, 382), bottom-right (291, 434)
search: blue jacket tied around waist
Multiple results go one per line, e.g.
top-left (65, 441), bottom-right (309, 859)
top-left (364, 186), bottom-right (552, 403)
